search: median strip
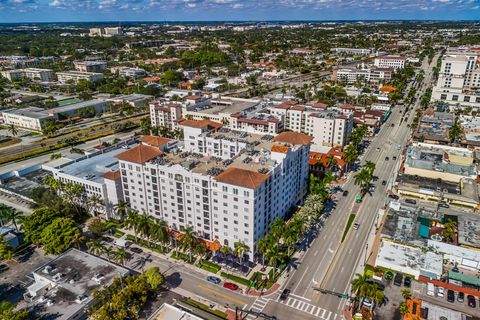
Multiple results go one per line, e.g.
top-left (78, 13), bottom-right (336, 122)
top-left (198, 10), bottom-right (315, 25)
top-left (341, 213), bottom-right (356, 243)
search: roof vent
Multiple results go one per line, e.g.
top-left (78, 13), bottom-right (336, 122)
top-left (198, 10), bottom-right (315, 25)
top-left (43, 265), bottom-right (53, 274)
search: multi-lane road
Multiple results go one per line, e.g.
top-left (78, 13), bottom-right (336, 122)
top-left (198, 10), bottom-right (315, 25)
top-left (254, 55), bottom-right (439, 319)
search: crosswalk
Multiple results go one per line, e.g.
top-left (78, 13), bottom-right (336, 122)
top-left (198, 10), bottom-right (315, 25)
top-left (245, 294), bottom-right (338, 320)
top-left (278, 296), bottom-right (337, 320)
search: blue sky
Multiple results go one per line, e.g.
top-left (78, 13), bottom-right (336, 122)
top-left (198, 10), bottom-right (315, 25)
top-left (0, 0), bottom-right (479, 22)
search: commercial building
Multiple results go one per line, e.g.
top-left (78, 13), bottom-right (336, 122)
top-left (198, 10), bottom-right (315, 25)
top-left (332, 67), bottom-right (392, 84)
top-left (460, 115), bottom-right (480, 147)
top-left (412, 109), bottom-right (453, 144)
top-left (0, 68), bottom-right (54, 82)
top-left (0, 107), bottom-right (53, 131)
top-left (374, 55), bottom-right (406, 70)
top-left (116, 123), bottom-right (311, 258)
top-left (89, 27), bottom-right (122, 37)
top-left (149, 101), bottom-right (183, 129)
top-left (47, 99), bottom-right (110, 119)
top-left (111, 67), bottom-right (147, 78)
top-left (24, 248), bottom-right (130, 320)
top-left (108, 94), bottom-right (152, 107)
top-left (403, 142), bottom-right (477, 183)
top-left (73, 61), bottom-right (107, 73)
top-left (43, 141), bottom-right (136, 218)
top-left (56, 71), bottom-right (104, 84)
top-left (431, 47), bottom-right (480, 110)
top-left (331, 48), bottom-right (373, 55)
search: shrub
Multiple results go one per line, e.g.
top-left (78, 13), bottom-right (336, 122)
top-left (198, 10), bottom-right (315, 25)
top-left (220, 272), bottom-right (251, 286)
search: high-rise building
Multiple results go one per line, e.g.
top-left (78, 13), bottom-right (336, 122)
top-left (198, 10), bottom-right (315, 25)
top-left (115, 121), bottom-right (311, 258)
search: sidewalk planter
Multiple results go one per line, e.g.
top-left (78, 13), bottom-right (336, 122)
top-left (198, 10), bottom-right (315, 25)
top-left (198, 260), bottom-right (221, 273)
top-left (220, 272), bottom-right (251, 287)
top-left (171, 251), bottom-right (193, 263)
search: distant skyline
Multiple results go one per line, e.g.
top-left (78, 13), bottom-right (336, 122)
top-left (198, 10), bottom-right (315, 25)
top-left (0, 0), bottom-right (479, 23)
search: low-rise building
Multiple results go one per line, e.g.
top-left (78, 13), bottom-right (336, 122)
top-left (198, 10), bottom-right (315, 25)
top-left (73, 61), bottom-right (107, 73)
top-left (403, 142), bottom-right (477, 183)
top-left (56, 71), bottom-right (104, 84)
top-left (0, 107), bottom-right (53, 131)
top-left (412, 110), bottom-right (453, 144)
top-left (47, 99), bottom-right (109, 119)
top-left (108, 94), bottom-right (152, 107)
top-left (149, 101), bottom-right (183, 129)
top-left (24, 248), bottom-right (131, 320)
top-left (0, 68), bottom-right (54, 82)
top-left (332, 67), bottom-right (392, 84)
top-left (111, 66), bottom-right (147, 78)
top-left (374, 55), bottom-right (406, 70)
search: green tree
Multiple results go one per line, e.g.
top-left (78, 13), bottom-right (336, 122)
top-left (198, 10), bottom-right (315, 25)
top-left (112, 247), bottom-right (129, 266)
top-left (40, 217), bottom-right (82, 255)
top-left (143, 267), bottom-right (165, 290)
top-left (0, 237), bottom-right (14, 260)
top-left (22, 208), bottom-right (61, 244)
top-left (449, 124), bottom-right (463, 143)
top-left (87, 238), bottom-right (106, 256)
top-left (88, 217), bottom-right (107, 237)
top-left (0, 301), bottom-right (29, 320)
top-left (179, 226), bottom-right (197, 263)
top-left (7, 124), bottom-right (18, 137)
top-left (160, 70), bottom-right (184, 86)
top-left (233, 241), bottom-right (250, 264)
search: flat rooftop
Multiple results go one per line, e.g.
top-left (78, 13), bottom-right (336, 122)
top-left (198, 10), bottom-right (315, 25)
top-left (48, 98), bottom-right (106, 114)
top-left (158, 130), bottom-right (278, 176)
top-left (421, 301), bottom-right (462, 320)
top-left (27, 248), bottom-right (130, 320)
top-left (458, 214), bottom-right (480, 248)
top-left (1, 107), bottom-right (51, 119)
top-left (405, 144), bottom-right (476, 177)
top-left (53, 146), bottom-right (130, 183)
top-left (188, 97), bottom-right (259, 115)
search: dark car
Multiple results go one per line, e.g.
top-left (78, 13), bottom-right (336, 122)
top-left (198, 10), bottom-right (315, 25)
top-left (458, 292), bottom-right (464, 303)
top-left (405, 199), bottom-right (417, 205)
top-left (393, 273), bottom-right (403, 286)
top-left (439, 203), bottom-right (450, 209)
top-left (392, 156), bottom-right (397, 160)
top-left (102, 236), bottom-right (114, 243)
top-left (382, 180), bottom-right (387, 186)
top-left (404, 277), bottom-right (411, 288)
top-left (467, 295), bottom-right (476, 308)
top-left (385, 156), bottom-right (389, 161)
top-left (130, 247), bottom-right (143, 254)
top-left (207, 276), bottom-right (221, 285)
top-left (343, 190), bottom-right (349, 197)
top-left (223, 282), bottom-right (239, 291)
top-left (447, 290), bottom-right (455, 303)
top-left (391, 123), bottom-right (395, 127)
top-left (280, 289), bottom-right (291, 301)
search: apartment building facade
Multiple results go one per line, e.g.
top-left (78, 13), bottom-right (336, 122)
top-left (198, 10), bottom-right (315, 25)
top-left (431, 47), bottom-right (480, 110)
top-left (374, 55), bottom-right (406, 70)
top-left (56, 71), bottom-right (104, 84)
top-left (0, 68), bottom-right (54, 82)
top-left (73, 61), bottom-right (107, 73)
top-left (149, 101), bottom-right (183, 129)
top-left (116, 122), bottom-right (311, 256)
top-left (333, 67), bottom-right (392, 84)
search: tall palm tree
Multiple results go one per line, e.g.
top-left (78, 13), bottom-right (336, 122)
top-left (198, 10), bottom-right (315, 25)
top-left (354, 169), bottom-right (371, 193)
top-left (220, 245), bottom-right (231, 256)
top-left (233, 241), bottom-right (250, 264)
top-left (113, 201), bottom-right (129, 220)
top-left (194, 241), bottom-right (208, 260)
top-left (4, 207), bottom-right (22, 231)
top-left (137, 213), bottom-right (153, 243)
top-left (87, 238), bottom-right (105, 256)
top-left (326, 154), bottom-right (337, 171)
top-left (364, 161), bottom-right (376, 177)
top-left (150, 219), bottom-right (168, 249)
top-left (351, 273), bottom-right (373, 299)
top-left (113, 248), bottom-right (129, 266)
top-left (255, 239), bottom-right (268, 266)
top-left (342, 144), bottom-right (358, 171)
top-left (7, 124), bottom-right (18, 137)
top-left (125, 210), bottom-right (140, 242)
top-left (70, 232), bottom-right (85, 250)
top-left (179, 227), bottom-right (197, 263)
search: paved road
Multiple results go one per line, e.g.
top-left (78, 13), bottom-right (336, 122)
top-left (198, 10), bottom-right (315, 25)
top-left (252, 55), bottom-right (439, 319)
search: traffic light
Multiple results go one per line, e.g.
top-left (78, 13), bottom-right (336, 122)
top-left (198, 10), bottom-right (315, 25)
top-left (338, 294), bottom-right (349, 299)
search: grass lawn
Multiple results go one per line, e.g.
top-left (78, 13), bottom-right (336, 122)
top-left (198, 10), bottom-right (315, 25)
top-left (220, 272), bottom-right (251, 287)
top-left (341, 213), bottom-right (356, 242)
top-left (0, 137), bottom-right (21, 148)
top-left (112, 230), bottom-right (125, 238)
top-left (171, 251), bottom-right (194, 263)
top-left (198, 260), bottom-right (221, 274)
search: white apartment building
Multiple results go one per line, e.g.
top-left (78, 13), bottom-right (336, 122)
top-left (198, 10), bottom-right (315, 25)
top-left (331, 48), bottom-right (373, 55)
top-left (431, 47), bottom-right (480, 110)
top-left (0, 107), bottom-right (53, 131)
top-left (116, 122), bottom-right (311, 257)
top-left (73, 61), bottom-right (107, 73)
top-left (374, 55), bottom-right (406, 70)
top-left (333, 67), bottom-right (393, 84)
top-left (149, 101), bottom-right (183, 129)
top-left (0, 68), bottom-right (54, 82)
top-left (269, 103), bottom-right (353, 147)
top-left (56, 71), bottom-right (104, 84)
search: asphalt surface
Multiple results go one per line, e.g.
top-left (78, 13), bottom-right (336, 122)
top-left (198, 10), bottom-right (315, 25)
top-left (249, 55), bottom-right (439, 320)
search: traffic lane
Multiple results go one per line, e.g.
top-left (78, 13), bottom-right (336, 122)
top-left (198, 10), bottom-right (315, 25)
top-left (125, 250), bottom-right (254, 308)
top-left (261, 300), bottom-right (334, 320)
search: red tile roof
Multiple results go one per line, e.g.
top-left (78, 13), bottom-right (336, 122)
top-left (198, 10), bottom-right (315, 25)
top-left (313, 102), bottom-right (328, 109)
top-left (273, 132), bottom-right (313, 145)
top-left (185, 95), bottom-right (202, 100)
top-left (179, 119), bottom-right (223, 130)
top-left (103, 171), bottom-right (121, 180)
top-left (115, 144), bottom-right (163, 164)
top-left (139, 135), bottom-right (172, 147)
top-left (271, 145), bottom-right (289, 153)
top-left (309, 149), bottom-right (346, 167)
top-left (291, 105), bottom-right (306, 111)
top-left (214, 167), bottom-right (269, 189)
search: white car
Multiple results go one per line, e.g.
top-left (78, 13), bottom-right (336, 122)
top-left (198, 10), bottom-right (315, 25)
top-left (437, 286), bottom-right (444, 297)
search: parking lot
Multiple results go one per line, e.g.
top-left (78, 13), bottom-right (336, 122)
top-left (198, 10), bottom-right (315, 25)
top-left (412, 281), bottom-right (480, 318)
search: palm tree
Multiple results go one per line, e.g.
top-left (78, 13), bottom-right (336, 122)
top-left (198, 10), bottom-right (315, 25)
top-left (326, 154), bottom-right (337, 171)
top-left (443, 220), bottom-right (457, 243)
top-left (354, 169), bottom-right (371, 193)
top-left (233, 241), bottom-right (250, 264)
top-left (125, 210), bottom-right (140, 242)
top-left (137, 213), bottom-right (153, 243)
top-left (70, 232), bottom-right (85, 250)
top-left (179, 227), bottom-right (197, 263)
top-left (87, 238), bottom-right (105, 256)
top-left (364, 161), bottom-right (376, 177)
top-left (342, 144), bottom-right (358, 171)
top-left (220, 245), bottom-right (230, 256)
top-left (194, 241), bottom-right (208, 260)
top-left (255, 239), bottom-right (268, 266)
top-left (265, 243), bottom-right (287, 277)
top-left (7, 124), bottom-right (18, 137)
top-left (113, 201), bottom-right (129, 220)
top-left (3, 207), bottom-right (22, 231)
top-left (150, 219), bottom-right (168, 249)
top-left (351, 273), bottom-right (373, 300)
top-left (112, 248), bottom-right (129, 266)
top-left (401, 289), bottom-right (411, 300)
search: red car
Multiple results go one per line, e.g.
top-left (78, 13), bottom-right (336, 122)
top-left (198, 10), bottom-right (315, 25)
top-left (223, 282), bottom-right (238, 291)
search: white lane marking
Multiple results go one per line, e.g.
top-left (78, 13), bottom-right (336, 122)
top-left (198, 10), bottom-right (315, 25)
top-left (293, 300), bottom-right (300, 308)
top-left (293, 265), bottom-right (309, 293)
top-left (297, 301), bottom-right (305, 310)
top-left (314, 250), bottom-right (319, 257)
top-left (323, 310), bottom-right (332, 320)
top-left (315, 308), bottom-right (322, 316)
top-left (290, 293), bottom-right (311, 301)
top-left (328, 248), bottom-right (334, 253)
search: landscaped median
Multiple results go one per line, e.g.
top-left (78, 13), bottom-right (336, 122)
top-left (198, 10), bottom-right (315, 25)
top-left (220, 271), bottom-right (251, 287)
top-left (198, 259), bottom-right (221, 273)
top-left (342, 213), bottom-right (356, 242)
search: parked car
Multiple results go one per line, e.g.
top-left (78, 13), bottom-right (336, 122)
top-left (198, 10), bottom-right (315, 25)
top-left (439, 203), bottom-right (450, 209)
top-left (405, 199), bottom-right (417, 205)
top-left (394, 273), bottom-right (403, 286)
top-left (353, 223), bottom-right (360, 230)
top-left (382, 180), bottom-right (387, 186)
top-left (404, 277), bottom-right (411, 288)
top-left (223, 282), bottom-right (238, 291)
top-left (391, 123), bottom-right (395, 127)
top-left (130, 247), bottom-right (143, 254)
top-left (385, 156), bottom-right (389, 161)
top-left (343, 190), bottom-right (349, 197)
top-left (362, 298), bottom-right (373, 309)
top-left (437, 287), bottom-right (444, 297)
top-left (376, 147), bottom-right (380, 151)
top-left (280, 289), bottom-right (291, 301)
top-left (427, 283), bottom-right (435, 296)
top-left (467, 295), bottom-right (476, 308)
top-left (392, 156), bottom-right (397, 160)
top-left (207, 276), bottom-right (221, 285)
top-left (457, 292), bottom-right (464, 303)
top-left (447, 290), bottom-right (455, 303)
